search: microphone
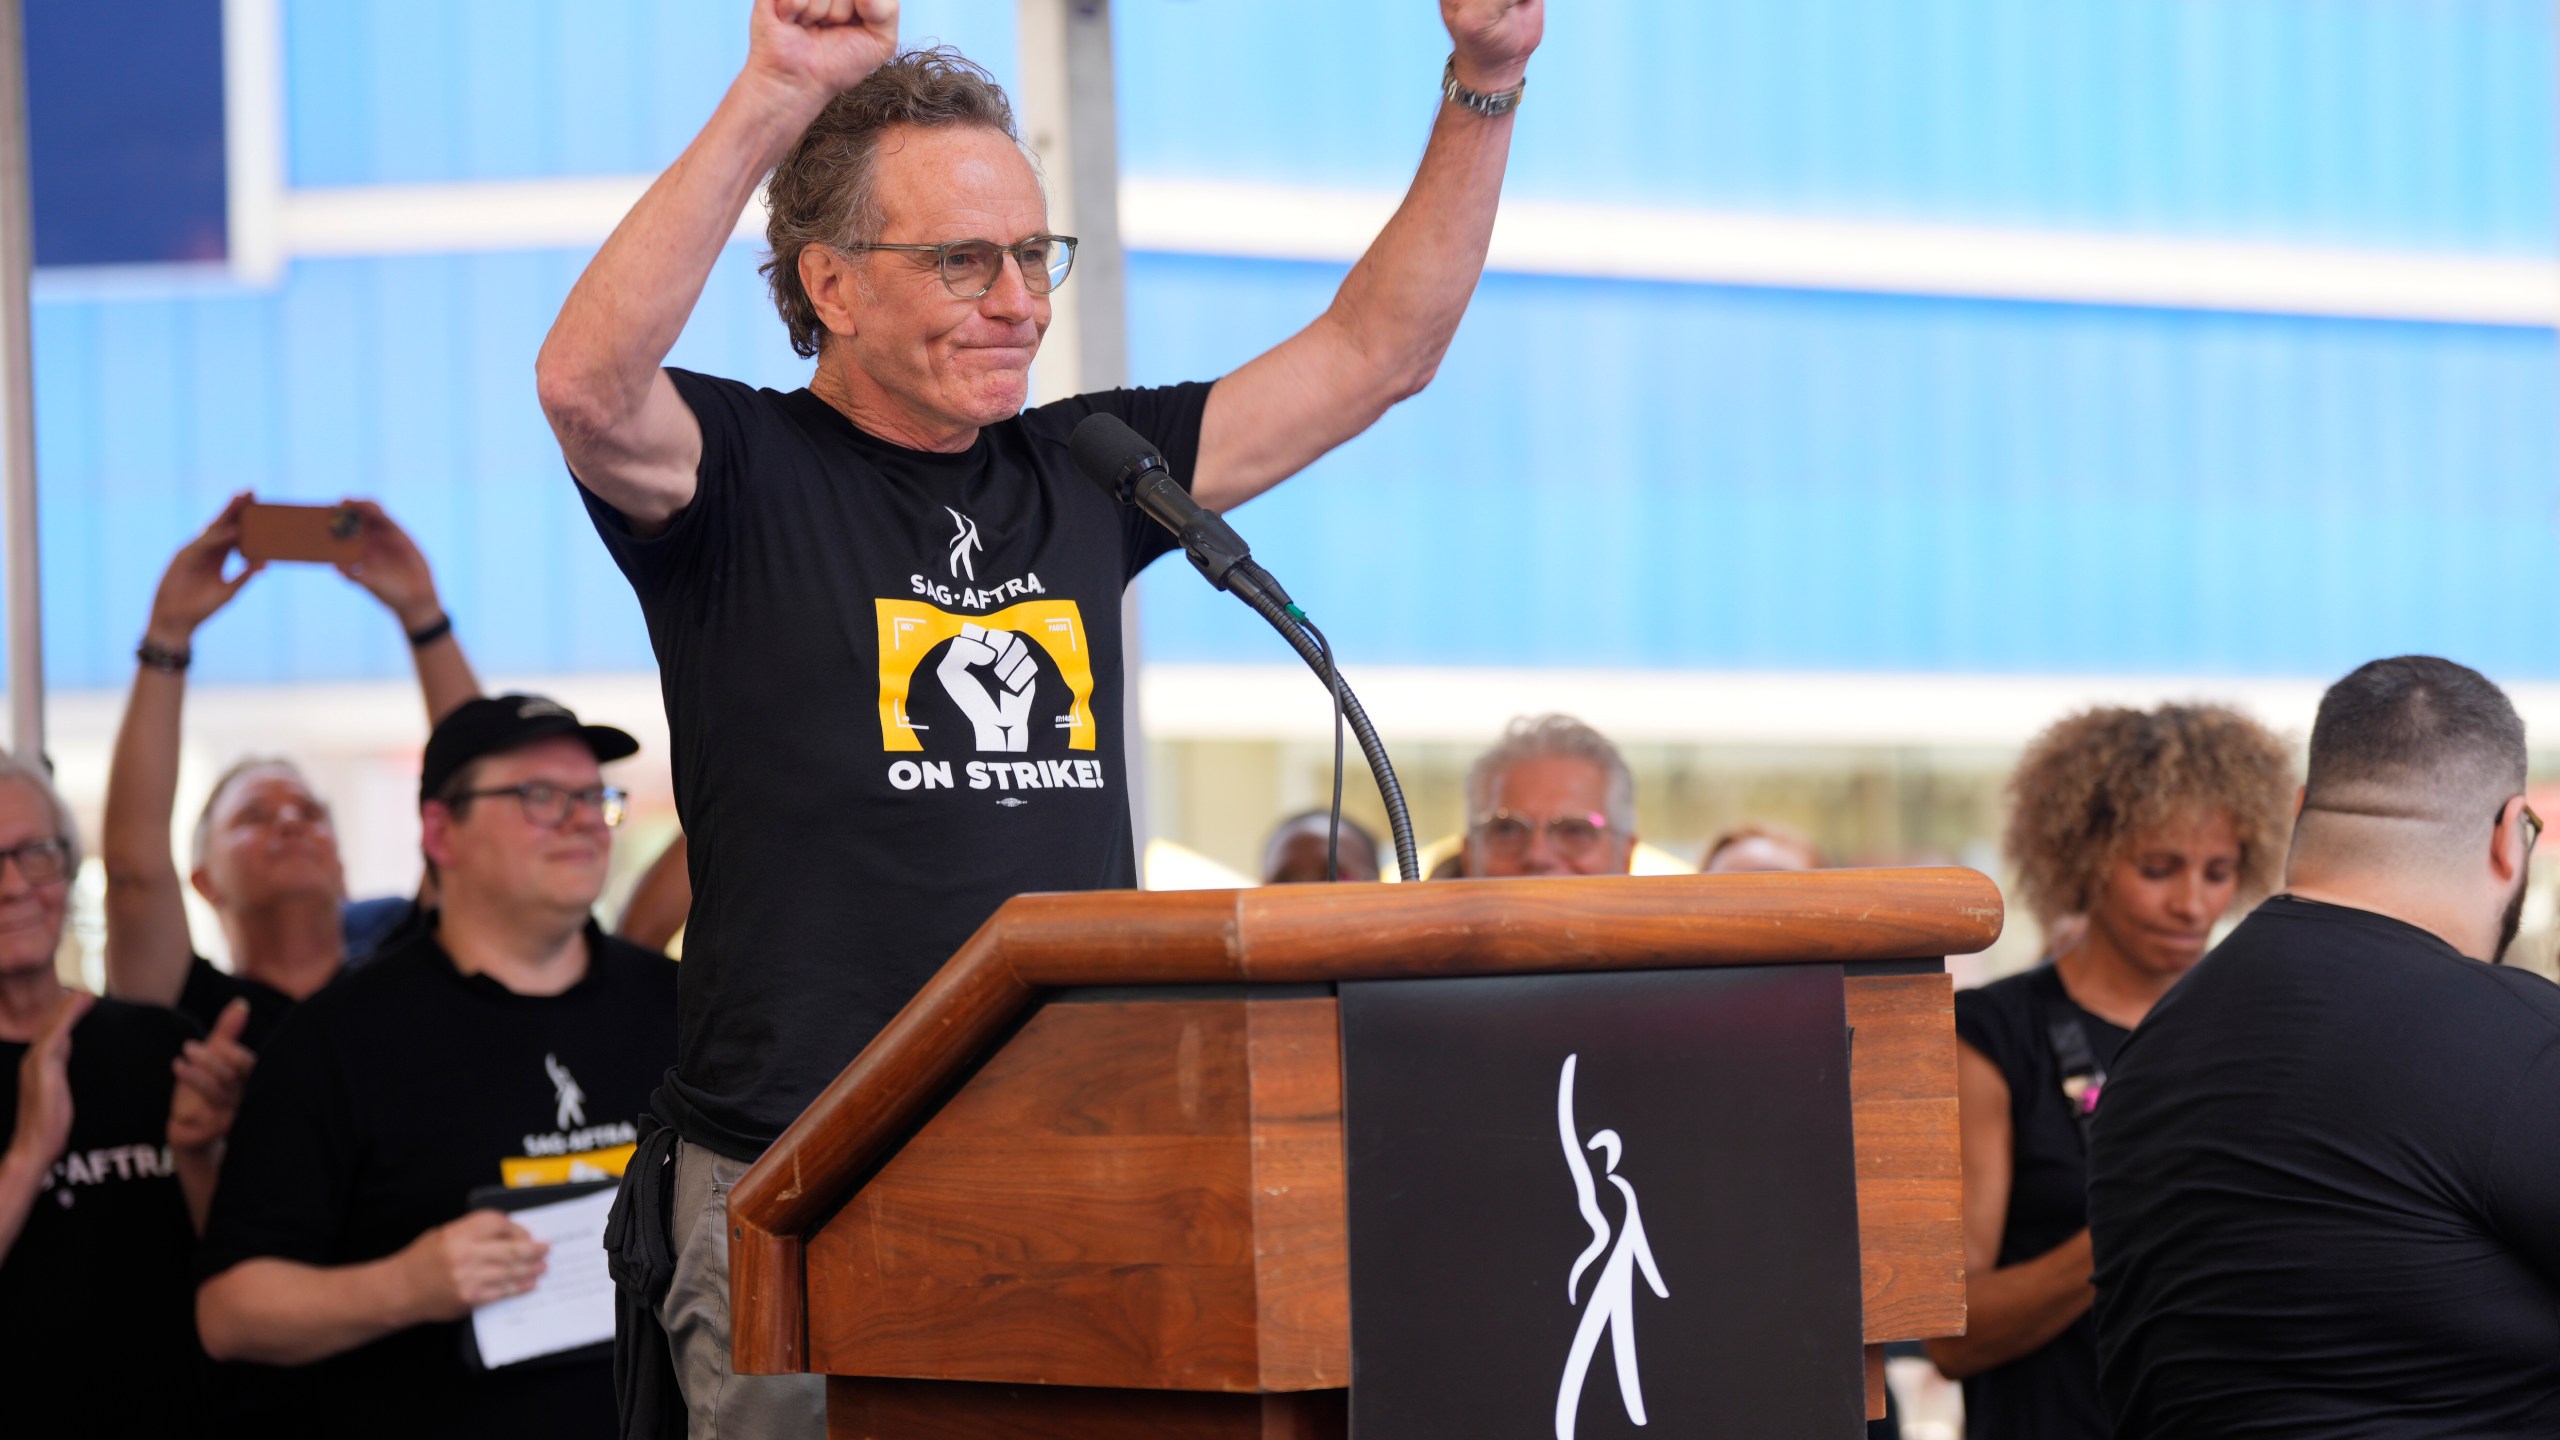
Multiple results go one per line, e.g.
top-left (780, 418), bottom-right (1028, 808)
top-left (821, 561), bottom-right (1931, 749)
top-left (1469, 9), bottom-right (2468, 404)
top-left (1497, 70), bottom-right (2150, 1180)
top-left (1067, 413), bottom-right (1283, 601)
top-left (1068, 411), bottom-right (1419, 882)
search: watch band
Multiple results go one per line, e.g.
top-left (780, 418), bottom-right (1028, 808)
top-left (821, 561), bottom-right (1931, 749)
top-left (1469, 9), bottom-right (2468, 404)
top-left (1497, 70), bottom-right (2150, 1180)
top-left (136, 638), bottom-right (191, 674)
top-left (1441, 55), bottom-right (1525, 118)
top-left (405, 612), bottom-right (454, 649)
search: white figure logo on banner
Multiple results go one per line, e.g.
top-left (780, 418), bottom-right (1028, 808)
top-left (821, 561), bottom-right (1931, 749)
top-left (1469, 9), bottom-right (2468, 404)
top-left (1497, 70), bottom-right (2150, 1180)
top-left (1555, 1052), bottom-right (1671, 1439)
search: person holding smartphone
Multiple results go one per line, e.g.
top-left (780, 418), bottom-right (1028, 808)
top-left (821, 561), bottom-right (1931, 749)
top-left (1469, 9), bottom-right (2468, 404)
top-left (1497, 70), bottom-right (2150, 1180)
top-left (102, 492), bottom-right (483, 1053)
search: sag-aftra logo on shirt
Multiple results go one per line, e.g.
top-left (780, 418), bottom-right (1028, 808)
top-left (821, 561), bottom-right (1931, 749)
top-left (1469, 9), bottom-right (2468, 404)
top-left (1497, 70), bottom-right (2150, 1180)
top-left (870, 508), bottom-right (1112, 803)
top-left (873, 596), bottom-right (1106, 798)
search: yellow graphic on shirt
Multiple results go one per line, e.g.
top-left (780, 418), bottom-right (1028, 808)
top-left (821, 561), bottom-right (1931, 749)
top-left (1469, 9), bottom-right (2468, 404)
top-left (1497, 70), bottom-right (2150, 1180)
top-left (876, 598), bottom-right (1096, 753)
top-left (500, 1143), bottom-right (637, 1188)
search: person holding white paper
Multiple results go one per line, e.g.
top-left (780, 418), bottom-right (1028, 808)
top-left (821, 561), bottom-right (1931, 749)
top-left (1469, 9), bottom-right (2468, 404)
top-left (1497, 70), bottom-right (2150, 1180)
top-left (195, 697), bottom-right (676, 1440)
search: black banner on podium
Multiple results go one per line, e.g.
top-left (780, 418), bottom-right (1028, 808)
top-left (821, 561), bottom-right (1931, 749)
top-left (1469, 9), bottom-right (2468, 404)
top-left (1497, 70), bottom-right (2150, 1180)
top-left (1341, 964), bottom-right (1865, 1439)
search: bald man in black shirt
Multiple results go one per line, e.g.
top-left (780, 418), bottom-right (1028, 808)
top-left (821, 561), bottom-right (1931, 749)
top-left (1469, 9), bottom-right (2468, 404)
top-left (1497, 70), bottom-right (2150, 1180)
top-left (2090, 656), bottom-right (2560, 1437)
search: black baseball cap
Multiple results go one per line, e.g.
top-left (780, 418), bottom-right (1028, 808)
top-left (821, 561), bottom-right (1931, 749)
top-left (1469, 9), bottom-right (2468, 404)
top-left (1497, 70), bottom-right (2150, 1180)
top-left (419, 693), bottom-right (639, 805)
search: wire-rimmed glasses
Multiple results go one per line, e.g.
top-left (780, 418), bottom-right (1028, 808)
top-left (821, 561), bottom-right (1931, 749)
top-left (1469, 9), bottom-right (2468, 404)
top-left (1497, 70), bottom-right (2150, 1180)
top-left (835, 234), bottom-right (1078, 298)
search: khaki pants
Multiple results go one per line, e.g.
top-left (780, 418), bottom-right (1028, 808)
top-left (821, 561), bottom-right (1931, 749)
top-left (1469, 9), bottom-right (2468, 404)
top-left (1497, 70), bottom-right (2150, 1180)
top-left (662, 1140), bottom-right (828, 1439)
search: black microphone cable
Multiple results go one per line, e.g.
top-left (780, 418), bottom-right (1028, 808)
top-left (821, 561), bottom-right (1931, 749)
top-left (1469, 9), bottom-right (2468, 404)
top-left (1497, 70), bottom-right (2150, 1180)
top-left (1222, 564), bottom-right (1419, 882)
top-left (1290, 609), bottom-right (1348, 882)
top-left (1069, 412), bottom-right (1420, 881)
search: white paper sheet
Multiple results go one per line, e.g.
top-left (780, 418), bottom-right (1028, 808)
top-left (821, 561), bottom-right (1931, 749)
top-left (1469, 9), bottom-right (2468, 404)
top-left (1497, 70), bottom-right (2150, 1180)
top-left (469, 1187), bottom-right (618, 1369)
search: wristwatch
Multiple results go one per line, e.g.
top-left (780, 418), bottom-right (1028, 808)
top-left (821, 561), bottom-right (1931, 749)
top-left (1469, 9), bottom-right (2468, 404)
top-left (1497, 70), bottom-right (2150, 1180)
top-left (1442, 55), bottom-right (1526, 118)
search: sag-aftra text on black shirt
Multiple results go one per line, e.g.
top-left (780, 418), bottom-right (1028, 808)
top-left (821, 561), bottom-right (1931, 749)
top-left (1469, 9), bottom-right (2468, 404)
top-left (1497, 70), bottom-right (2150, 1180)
top-left (579, 370), bottom-right (1206, 1158)
top-left (199, 918), bottom-right (676, 1439)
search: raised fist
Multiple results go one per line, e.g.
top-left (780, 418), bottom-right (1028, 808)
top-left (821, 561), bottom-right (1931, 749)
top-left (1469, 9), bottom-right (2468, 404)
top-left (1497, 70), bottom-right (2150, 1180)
top-left (1442, 0), bottom-right (1543, 93)
top-left (937, 622), bottom-right (1037, 752)
top-left (748, 0), bottom-right (899, 108)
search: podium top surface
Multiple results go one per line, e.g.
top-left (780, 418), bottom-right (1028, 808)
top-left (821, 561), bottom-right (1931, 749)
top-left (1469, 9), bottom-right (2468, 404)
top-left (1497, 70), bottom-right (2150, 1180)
top-left (726, 868), bottom-right (2002, 1374)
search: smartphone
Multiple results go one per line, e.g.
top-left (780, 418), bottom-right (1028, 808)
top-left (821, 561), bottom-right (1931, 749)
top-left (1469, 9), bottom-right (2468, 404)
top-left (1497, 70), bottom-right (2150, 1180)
top-left (239, 503), bottom-right (363, 564)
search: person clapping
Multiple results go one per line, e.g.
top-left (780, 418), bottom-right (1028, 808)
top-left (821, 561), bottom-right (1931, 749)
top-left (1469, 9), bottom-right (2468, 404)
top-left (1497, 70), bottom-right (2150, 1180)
top-left (0, 755), bottom-right (220, 1433)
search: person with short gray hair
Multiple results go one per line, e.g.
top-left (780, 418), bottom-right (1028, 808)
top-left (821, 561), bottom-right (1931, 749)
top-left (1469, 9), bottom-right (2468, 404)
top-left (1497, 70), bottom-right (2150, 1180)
top-left (0, 751), bottom-right (217, 1433)
top-left (2090, 656), bottom-right (2560, 1436)
top-left (1462, 714), bottom-right (1638, 878)
top-left (538, 5), bottom-right (1546, 1433)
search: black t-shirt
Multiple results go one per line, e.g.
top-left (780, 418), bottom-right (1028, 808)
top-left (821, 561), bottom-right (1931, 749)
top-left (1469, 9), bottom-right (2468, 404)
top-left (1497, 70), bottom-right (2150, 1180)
top-left (2090, 896), bottom-right (2560, 1437)
top-left (0, 997), bottom-right (203, 1434)
top-left (181, 955), bottom-right (297, 1052)
top-left (176, 897), bottom-right (423, 1051)
top-left (579, 369), bottom-right (1207, 1157)
top-left (1953, 963), bottom-right (2126, 1440)
top-left (199, 919), bottom-right (678, 1440)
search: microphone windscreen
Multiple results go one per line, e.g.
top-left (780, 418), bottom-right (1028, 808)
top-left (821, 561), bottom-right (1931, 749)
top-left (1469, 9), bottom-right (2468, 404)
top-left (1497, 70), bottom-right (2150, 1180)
top-left (1068, 413), bottom-right (1162, 501)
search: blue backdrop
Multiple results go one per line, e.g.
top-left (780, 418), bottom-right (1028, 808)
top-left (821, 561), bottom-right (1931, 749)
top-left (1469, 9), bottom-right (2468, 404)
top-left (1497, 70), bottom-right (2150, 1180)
top-left (24, 0), bottom-right (2557, 690)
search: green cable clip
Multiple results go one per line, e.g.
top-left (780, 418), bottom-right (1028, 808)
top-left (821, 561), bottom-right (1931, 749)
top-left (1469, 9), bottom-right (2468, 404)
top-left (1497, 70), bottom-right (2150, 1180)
top-left (1283, 603), bottom-right (1309, 622)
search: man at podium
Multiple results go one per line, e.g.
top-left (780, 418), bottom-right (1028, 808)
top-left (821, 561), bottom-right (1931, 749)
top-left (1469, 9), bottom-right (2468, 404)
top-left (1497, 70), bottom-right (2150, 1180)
top-left (534, 0), bottom-right (1545, 1433)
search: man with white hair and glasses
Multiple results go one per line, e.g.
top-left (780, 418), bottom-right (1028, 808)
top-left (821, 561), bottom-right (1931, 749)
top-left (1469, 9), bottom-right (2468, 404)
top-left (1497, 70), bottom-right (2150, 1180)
top-left (0, 754), bottom-right (220, 1432)
top-left (1462, 713), bottom-right (1639, 878)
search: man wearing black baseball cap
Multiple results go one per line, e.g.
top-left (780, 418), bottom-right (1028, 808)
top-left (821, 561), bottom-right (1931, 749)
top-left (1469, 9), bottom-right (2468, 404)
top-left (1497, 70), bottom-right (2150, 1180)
top-left (196, 694), bottom-right (676, 1439)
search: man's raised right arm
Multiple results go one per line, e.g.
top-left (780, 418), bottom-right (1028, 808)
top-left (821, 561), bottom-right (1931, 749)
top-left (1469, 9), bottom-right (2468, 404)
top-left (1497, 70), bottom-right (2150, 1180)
top-left (534, 0), bottom-right (896, 535)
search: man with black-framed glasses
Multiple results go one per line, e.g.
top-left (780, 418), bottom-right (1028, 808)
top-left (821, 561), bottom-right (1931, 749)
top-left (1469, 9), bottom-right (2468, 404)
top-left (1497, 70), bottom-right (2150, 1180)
top-left (197, 694), bottom-right (675, 1438)
top-left (2089, 656), bottom-right (2560, 1437)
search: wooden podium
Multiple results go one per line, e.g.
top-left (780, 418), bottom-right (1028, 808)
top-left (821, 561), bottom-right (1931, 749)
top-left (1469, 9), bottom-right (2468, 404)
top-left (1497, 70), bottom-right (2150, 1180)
top-left (728, 870), bottom-right (1998, 1437)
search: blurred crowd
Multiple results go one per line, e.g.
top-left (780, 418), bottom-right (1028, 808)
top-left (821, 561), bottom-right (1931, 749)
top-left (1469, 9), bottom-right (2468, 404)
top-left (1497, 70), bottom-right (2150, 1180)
top-left (9, 498), bottom-right (2560, 1440)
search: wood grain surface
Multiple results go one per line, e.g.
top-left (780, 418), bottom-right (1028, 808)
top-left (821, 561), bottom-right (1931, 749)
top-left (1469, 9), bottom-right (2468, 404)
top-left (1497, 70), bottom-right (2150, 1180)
top-left (806, 999), bottom-right (1348, 1391)
top-left (1846, 972), bottom-right (1967, 1344)
top-left (803, 975), bottom-right (1966, 1391)
top-left (1244, 1000), bottom-right (1350, 1390)
top-left (827, 1376), bottom-right (1348, 1439)
top-left (736, 869), bottom-right (1999, 1375)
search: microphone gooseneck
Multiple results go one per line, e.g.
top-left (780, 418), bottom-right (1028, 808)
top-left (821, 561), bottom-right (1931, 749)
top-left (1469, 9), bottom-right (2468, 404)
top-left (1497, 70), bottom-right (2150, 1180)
top-left (1070, 413), bottom-right (1421, 882)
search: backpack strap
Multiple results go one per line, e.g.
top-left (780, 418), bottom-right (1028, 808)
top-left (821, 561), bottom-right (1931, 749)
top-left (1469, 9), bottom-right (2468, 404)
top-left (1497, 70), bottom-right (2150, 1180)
top-left (2042, 1002), bottom-right (2107, 1149)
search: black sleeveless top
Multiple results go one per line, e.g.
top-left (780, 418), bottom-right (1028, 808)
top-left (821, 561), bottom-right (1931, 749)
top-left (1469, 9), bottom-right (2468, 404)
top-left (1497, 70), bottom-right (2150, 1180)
top-left (1952, 963), bottom-right (2129, 1440)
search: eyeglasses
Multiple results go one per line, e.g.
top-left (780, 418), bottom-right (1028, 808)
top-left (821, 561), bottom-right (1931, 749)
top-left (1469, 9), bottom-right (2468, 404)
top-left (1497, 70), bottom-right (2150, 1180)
top-left (231, 796), bottom-right (330, 830)
top-left (834, 234), bottom-right (1078, 299)
top-left (0, 836), bottom-right (71, 886)
top-left (450, 783), bottom-right (627, 830)
top-left (1472, 809), bottom-right (1613, 860)
top-left (2512, 798), bottom-right (2544, 852)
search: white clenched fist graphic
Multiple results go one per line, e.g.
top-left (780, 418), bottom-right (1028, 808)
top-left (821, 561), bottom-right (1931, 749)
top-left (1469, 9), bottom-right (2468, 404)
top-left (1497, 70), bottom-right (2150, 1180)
top-left (937, 622), bottom-right (1038, 752)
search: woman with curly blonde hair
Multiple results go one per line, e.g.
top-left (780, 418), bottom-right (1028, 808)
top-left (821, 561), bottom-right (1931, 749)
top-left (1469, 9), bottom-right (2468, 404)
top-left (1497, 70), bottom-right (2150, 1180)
top-left (1926, 703), bottom-right (2293, 1440)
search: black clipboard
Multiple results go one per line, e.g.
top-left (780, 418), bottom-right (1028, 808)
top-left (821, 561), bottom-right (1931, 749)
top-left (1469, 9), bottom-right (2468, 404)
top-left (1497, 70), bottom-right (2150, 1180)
top-left (457, 1178), bottom-right (619, 1373)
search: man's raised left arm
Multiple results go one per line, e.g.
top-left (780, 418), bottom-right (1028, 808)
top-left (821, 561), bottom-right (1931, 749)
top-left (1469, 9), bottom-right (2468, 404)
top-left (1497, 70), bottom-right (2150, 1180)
top-left (1189, 0), bottom-right (1543, 513)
